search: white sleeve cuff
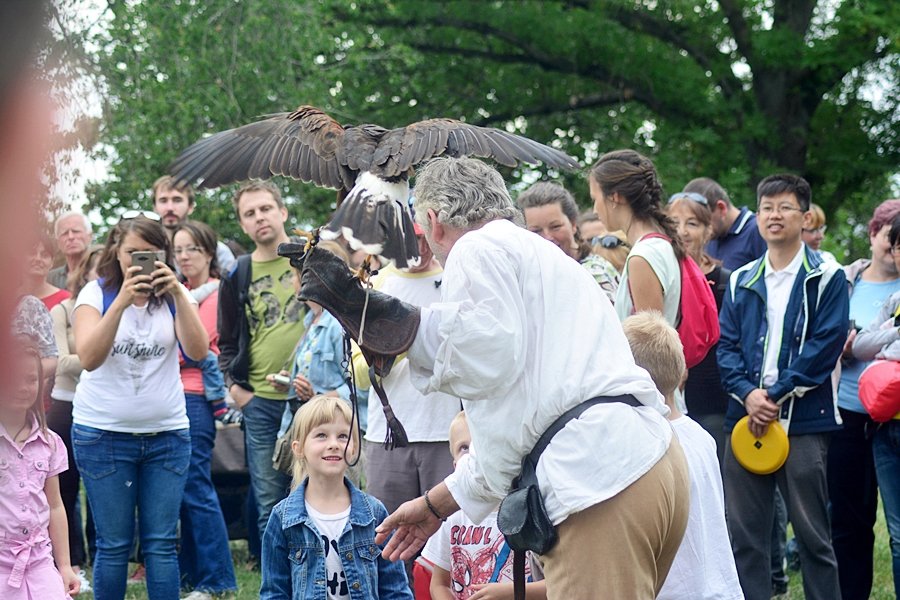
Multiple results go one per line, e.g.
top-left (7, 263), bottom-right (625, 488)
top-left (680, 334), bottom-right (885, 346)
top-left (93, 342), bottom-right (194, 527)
top-left (444, 453), bottom-right (502, 524)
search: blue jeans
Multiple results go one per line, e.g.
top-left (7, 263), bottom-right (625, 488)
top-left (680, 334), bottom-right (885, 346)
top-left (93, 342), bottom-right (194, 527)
top-left (243, 396), bottom-right (291, 539)
top-left (73, 424), bottom-right (190, 600)
top-left (873, 421), bottom-right (900, 598)
top-left (178, 394), bottom-right (237, 593)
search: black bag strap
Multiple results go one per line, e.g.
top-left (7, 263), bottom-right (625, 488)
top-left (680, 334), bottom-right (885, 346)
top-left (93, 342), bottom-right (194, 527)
top-left (518, 395), bottom-right (641, 486)
top-left (510, 394), bottom-right (642, 600)
top-left (513, 549), bottom-right (526, 600)
top-left (234, 254), bottom-right (252, 306)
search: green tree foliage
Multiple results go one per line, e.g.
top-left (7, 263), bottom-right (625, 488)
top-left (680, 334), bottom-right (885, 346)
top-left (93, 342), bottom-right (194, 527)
top-left (85, 0), bottom-right (897, 259)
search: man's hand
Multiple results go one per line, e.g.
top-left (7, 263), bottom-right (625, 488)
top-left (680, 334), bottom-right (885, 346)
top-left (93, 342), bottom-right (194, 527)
top-left (375, 496), bottom-right (443, 561)
top-left (230, 384), bottom-right (253, 409)
top-left (745, 388), bottom-right (778, 438)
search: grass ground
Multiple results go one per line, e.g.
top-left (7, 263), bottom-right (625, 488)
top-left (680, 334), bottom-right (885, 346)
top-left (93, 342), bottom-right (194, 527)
top-left (75, 502), bottom-right (897, 599)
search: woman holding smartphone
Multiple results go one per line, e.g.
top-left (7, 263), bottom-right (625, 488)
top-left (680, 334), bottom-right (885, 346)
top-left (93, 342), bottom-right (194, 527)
top-left (72, 213), bottom-right (208, 600)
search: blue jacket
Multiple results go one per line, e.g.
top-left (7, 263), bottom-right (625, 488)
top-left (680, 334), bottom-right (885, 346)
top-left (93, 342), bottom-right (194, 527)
top-left (288, 309), bottom-right (350, 401)
top-left (261, 478), bottom-right (412, 600)
top-left (717, 245), bottom-right (849, 435)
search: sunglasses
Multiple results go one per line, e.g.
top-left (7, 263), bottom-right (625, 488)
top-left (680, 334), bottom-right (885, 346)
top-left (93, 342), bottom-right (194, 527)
top-left (591, 234), bottom-right (629, 249)
top-left (120, 210), bottom-right (161, 222)
top-left (667, 192), bottom-right (709, 206)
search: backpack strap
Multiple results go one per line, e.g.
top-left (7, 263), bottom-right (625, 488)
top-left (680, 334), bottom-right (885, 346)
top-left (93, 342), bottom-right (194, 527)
top-left (97, 277), bottom-right (175, 317)
top-left (233, 254), bottom-right (253, 308)
top-left (490, 542), bottom-right (512, 584)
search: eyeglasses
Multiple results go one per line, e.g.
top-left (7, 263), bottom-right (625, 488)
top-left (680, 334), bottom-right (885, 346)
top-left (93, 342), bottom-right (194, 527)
top-left (802, 225), bottom-right (827, 234)
top-left (591, 234), bottom-right (629, 249)
top-left (667, 192), bottom-right (709, 206)
top-left (758, 204), bottom-right (804, 216)
top-left (173, 245), bottom-right (204, 256)
top-left (120, 210), bottom-right (161, 221)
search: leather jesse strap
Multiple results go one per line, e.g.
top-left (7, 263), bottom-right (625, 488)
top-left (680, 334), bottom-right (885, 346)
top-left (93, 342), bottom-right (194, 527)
top-left (525, 394), bottom-right (642, 475)
top-left (511, 394), bottom-right (642, 600)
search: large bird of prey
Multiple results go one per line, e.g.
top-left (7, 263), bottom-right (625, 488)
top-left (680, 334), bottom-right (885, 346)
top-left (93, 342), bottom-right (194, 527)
top-left (170, 105), bottom-right (579, 268)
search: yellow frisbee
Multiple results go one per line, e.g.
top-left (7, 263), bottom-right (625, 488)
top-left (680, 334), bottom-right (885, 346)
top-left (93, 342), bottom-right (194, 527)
top-left (731, 416), bottom-right (790, 475)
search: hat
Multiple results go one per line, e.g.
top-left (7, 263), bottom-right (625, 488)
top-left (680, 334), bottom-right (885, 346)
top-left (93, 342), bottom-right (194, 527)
top-left (730, 416), bottom-right (789, 475)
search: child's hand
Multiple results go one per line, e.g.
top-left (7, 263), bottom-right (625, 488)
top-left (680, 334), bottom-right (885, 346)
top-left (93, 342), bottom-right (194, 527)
top-left (59, 565), bottom-right (81, 596)
top-left (293, 373), bottom-right (314, 401)
top-left (266, 370), bottom-right (291, 391)
top-left (470, 583), bottom-right (514, 599)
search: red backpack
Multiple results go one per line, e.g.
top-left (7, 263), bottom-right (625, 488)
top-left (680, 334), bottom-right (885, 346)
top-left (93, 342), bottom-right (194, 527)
top-left (633, 233), bottom-right (720, 369)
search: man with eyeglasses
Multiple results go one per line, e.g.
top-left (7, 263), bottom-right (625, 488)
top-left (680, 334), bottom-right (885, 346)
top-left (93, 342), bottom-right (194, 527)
top-left (151, 175), bottom-right (236, 273)
top-left (684, 177), bottom-right (767, 272)
top-left (717, 174), bottom-right (847, 600)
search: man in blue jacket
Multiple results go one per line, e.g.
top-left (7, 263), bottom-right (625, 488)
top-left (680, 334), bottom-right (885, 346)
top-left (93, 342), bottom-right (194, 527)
top-left (718, 174), bottom-right (849, 600)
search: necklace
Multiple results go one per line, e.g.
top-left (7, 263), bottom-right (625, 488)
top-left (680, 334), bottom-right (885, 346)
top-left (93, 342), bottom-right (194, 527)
top-left (13, 422), bottom-right (29, 443)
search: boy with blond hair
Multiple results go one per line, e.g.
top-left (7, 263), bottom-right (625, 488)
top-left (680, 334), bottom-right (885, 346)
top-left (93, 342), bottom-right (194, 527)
top-left (421, 412), bottom-right (546, 599)
top-left (623, 311), bottom-right (743, 600)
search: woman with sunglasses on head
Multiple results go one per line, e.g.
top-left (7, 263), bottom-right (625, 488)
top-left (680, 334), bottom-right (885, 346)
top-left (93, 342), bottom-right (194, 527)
top-left (71, 213), bottom-right (208, 600)
top-left (666, 192), bottom-right (731, 462)
top-left (170, 220), bottom-right (238, 599)
top-left (518, 181), bottom-right (620, 303)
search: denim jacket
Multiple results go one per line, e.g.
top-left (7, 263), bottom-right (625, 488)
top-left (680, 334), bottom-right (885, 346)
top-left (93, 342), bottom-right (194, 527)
top-left (261, 478), bottom-right (412, 600)
top-left (288, 309), bottom-right (350, 401)
top-left (717, 245), bottom-right (849, 435)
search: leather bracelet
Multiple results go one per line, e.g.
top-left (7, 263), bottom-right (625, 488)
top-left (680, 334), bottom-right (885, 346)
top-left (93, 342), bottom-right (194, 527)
top-left (424, 488), bottom-right (446, 522)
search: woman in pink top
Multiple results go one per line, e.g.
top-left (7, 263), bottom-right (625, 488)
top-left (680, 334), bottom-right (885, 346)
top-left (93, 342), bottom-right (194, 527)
top-left (0, 344), bottom-right (79, 599)
top-left (172, 220), bottom-right (237, 596)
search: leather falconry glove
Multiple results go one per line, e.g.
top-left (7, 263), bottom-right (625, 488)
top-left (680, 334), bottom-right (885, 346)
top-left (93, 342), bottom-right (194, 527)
top-left (278, 240), bottom-right (420, 448)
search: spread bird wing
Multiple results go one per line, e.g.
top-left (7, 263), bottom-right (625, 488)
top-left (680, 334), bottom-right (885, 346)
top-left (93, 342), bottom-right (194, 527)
top-left (371, 119), bottom-right (579, 177)
top-left (169, 106), bottom-right (356, 190)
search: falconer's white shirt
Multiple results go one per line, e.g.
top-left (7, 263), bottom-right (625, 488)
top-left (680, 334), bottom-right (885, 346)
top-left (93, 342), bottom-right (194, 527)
top-left (409, 219), bottom-right (673, 525)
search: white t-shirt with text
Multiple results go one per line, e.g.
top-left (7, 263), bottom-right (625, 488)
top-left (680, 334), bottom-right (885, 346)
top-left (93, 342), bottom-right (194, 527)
top-left (72, 280), bottom-right (194, 433)
top-left (421, 510), bottom-right (533, 599)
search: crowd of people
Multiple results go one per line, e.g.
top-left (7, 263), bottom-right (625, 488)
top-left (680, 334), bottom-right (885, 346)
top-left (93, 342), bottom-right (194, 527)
top-left (5, 7), bottom-right (900, 600)
top-left (4, 146), bottom-right (900, 600)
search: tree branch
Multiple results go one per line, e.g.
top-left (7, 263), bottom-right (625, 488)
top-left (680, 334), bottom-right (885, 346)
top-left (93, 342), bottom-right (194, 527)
top-left (603, 4), bottom-right (740, 98)
top-left (772, 0), bottom-right (817, 36)
top-left (718, 0), bottom-right (754, 63)
top-left (473, 90), bottom-right (634, 126)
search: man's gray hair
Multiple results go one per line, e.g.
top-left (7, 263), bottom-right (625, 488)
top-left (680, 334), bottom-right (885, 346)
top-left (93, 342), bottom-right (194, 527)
top-left (54, 211), bottom-right (92, 236)
top-left (413, 157), bottom-right (519, 230)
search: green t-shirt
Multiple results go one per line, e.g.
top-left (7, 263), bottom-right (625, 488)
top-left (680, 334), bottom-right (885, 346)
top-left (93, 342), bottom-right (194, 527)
top-left (246, 257), bottom-right (306, 399)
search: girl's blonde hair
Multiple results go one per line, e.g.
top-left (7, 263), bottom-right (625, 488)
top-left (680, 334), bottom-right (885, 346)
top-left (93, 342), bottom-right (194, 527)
top-left (289, 395), bottom-right (359, 490)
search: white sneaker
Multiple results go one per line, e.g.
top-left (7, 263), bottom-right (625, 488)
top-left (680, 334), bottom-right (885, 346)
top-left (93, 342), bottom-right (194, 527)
top-left (181, 591), bottom-right (215, 600)
top-left (76, 570), bottom-right (92, 593)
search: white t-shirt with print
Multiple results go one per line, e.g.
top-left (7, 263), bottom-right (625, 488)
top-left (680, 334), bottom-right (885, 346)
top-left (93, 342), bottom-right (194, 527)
top-left (659, 416), bottom-right (743, 600)
top-left (72, 280), bottom-right (194, 433)
top-left (307, 504), bottom-right (351, 600)
top-left (421, 510), bottom-right (533, 599)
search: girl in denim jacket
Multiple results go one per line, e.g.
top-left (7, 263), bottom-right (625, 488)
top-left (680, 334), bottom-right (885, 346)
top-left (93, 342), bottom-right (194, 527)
top-left (261, 395), bottom-right (412, 600)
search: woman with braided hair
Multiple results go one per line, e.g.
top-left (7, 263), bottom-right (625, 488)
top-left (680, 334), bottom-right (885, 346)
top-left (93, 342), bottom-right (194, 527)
top-left (589, 149), bottom-right (683, 326)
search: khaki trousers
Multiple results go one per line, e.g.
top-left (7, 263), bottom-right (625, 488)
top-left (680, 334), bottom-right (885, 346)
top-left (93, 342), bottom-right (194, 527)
top-left (541, 436), bottom-right (690, 599)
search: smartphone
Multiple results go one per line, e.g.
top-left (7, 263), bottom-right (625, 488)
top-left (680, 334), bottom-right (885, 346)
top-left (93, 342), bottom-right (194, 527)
top-left (272, 374), bottom-right (291, 387)
top-left (131, 251), bottom-right (158, 278)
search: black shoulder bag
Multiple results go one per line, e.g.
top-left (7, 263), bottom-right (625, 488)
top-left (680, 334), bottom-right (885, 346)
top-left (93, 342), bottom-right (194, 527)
top-left (497, 394), bottom-right (641, 600)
